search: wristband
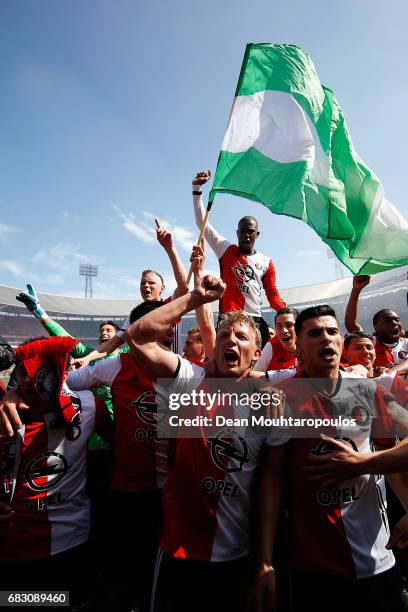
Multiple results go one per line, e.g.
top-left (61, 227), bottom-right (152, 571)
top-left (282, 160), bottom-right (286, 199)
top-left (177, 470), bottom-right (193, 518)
top-left (33, 306), bottom-right (48, 320)
top-left (192, 190), bottom-right (202, 195)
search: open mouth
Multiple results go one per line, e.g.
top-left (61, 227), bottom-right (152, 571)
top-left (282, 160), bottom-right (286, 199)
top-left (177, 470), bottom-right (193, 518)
top-left (319, 347), bottom-right (336, 358)
top-left (224, 349), bottom-right (239, 364)
top-left (142, 289), bottom-right (152, 298)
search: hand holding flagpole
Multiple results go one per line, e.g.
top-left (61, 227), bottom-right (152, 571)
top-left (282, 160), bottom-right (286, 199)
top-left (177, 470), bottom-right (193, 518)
top-left (187, 170), bottom-right (213, 285)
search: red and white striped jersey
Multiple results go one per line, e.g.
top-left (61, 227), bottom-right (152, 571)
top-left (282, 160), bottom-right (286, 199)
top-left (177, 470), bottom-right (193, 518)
top-left (67, 353), bottom-right (168, 492)
top-left (193, 192), bottom-right (285, 316)
top-left (254, 335), bottom-right (296, 372)
top-left (159, 357), bottom-right (277, 562)
top-left (1, 391), bottom-right (107, 562)
top-left (374, 337), bottom-right (408, 368)
top-left (275, 373), bottom-right (395, 579)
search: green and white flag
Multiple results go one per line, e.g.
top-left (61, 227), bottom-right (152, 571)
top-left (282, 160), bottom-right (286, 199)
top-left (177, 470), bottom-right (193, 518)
top-left (209, 43), bottom-right (408, 275)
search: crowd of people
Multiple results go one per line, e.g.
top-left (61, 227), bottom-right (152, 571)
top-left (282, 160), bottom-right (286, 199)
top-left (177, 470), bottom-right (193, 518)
top-left (0, 171), bottom-right (407, 612)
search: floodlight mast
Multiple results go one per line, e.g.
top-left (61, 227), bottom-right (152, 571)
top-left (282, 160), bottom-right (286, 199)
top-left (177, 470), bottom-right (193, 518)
top-left (79, 263), bottom-right (98, 298)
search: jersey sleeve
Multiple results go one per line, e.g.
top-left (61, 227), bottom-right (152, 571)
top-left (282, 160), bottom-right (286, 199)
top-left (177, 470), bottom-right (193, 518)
top-left (267, 369), bottom-right (296, 385)
top-left (253, 341), bottom-right (274, 372)
top-left (43, 319), bottom-right (92, 358)
top-left (262, 259), bottom-right (286, 312)
top-left (371, 386), bottom-right (399, 445)
top-left (67, 356), bottom-right (121, 390)
top-left (391, 375), bottom-right (408, 407)
top-left (193, 191), bottom-right (230, 259)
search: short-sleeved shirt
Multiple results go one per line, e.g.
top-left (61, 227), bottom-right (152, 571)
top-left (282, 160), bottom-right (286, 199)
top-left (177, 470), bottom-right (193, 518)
top-left (272, 372), bottom-right (395, 579)
top-left (1, 391), bottom-right (109, 562)
top-left (159, 357), bottom-right (278, 562)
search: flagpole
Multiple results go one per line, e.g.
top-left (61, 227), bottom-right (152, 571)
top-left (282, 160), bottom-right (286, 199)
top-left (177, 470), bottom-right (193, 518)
top-left (186, 199), bottom-right (214, 285)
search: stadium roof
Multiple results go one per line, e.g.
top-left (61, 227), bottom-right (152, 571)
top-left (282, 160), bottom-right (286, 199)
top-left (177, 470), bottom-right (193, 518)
top-left (1, 265), bottom-right (406, 317)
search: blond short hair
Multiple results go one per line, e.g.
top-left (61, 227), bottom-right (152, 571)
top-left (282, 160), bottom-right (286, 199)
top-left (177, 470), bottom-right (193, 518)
top-left (218, 312), bottom-right (261, 348)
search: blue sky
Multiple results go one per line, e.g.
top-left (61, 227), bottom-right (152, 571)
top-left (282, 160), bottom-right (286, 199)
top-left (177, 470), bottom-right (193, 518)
top-left (1, 0), bottom-right (407, 300)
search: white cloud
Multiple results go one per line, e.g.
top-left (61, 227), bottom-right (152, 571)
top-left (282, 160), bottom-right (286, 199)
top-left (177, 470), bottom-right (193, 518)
top-left (62, 211), bottom-right (80, 222)
top-left (0, 260), bottom-right (24, 277)
top-left (171, 225), bottom-right (195, 252)
top-left (116, 206), bottom-right (196, 252)
top-left (114, 206), bottom-right (155, 244)
top-left (33, 241), bottom-right (99, 272)
top-left (0, 222), bottom-right (18, 240)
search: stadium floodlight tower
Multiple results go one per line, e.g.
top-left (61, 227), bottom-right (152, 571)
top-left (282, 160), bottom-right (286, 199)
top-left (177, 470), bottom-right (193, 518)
top-left (79, 263), bottom-right (98, 298)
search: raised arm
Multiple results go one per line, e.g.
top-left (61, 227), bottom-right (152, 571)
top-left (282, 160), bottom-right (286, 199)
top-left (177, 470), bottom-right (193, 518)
top-left (262, 259), bottom-right (286, 312)
top-left (16, 283), bottom-right (50, 325)
top-left (191, 241), bottom-right (216, 360)
top-left (248, 444), bottom-right (287, 611)
top-left (192, 170), bottom-right (230, 259)
top-left (345, 275), bottom-right (370, 333)
top-left (16, 283), bottom-right (92, 359)
top-left (67, 357), bottom-right (119, 390)
top-left (71, 335), bottom-right (124, 368)
top-left (155, 218), bottom-right (188, 297)
top-left (387, 358), bottom-right (408, 377)
top-left (126, 275), bottom-right (225, 380)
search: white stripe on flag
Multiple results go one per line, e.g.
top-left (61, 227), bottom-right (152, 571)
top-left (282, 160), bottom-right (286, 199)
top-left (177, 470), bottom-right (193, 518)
top-left (222, 91), bottom-right (329, 187)
top-left (353, 185), bottom-right (408, 259)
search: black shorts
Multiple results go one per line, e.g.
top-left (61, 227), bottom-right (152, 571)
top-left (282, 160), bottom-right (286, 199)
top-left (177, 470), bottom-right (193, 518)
top-left (0, 542), bottom-right (93, 610)
top-left (151, 551), bottom-right (253, 612)
top-left (291, 566), bottom-right (404, 612)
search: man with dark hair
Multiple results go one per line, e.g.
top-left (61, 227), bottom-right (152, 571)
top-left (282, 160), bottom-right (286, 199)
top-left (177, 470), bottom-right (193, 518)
top-left (16, 285), bottom-right (128, 442)
top-left (15, 285), bottom-right (127, 422)
top-left (182, 326), bottom-right (206, 365)
top-left (252, 304), bottom-right (408, 612)
top-left (343, 331), bottom-right (408, 407)
top-left (345, 275), bottom-right (408, 373)
top-left (66, 299), bottom-right (172, 612)
top-left (254, 307), bottom-right (298, 372)
top-left (192, 170), bottom-right (285, 347)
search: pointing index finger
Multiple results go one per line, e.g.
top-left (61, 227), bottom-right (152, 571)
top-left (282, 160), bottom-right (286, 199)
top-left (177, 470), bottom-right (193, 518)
top-left (155, 218), bottom-right (161, 229)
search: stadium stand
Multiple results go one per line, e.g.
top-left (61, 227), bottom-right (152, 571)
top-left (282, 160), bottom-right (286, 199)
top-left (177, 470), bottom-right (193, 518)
top-left (0, 265), bottom-right (406, 347)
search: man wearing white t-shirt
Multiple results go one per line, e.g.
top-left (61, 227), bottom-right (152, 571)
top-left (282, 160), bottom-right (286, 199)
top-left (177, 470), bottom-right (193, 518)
top-left (126, 276), bottom-right (286, 612)
top-left (252, 305), bottom-right (408, 612)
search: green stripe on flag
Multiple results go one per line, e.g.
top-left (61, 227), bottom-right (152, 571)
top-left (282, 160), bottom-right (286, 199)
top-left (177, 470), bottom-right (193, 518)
top-left (210, 43), bottom-right (408, 275)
